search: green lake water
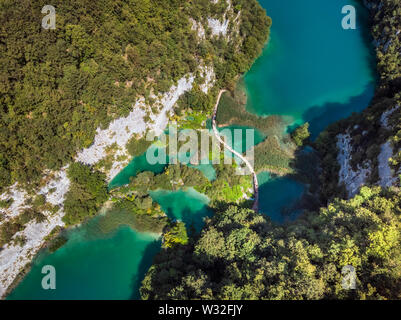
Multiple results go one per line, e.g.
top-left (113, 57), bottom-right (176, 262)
top-left (217, 125), bottom-right (266, 154)
top-left (245, 0), bottom-right (376, 139)
top-left (109, 124), bottom-right (264, 188)
top-left (9, 0), bottom-right (377, 299)
top-left (8, 224), bottom-right (161, 300)
top-left (108, 145), bottom-right (167, 189)
top-left (109, 150), bottom-right (217, 188)
top-left (150, 187), bottom-right (213, 233)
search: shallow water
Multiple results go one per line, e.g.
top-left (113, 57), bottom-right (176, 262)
top-left (257, 172), bottom-right (305, 223)
top-left (108, 145), bottom-right (167, 189)
top-left (109, 123), bottom-right (264, 188)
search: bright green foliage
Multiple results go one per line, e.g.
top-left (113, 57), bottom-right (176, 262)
top-left (140, 186), bottom-right (401, 300)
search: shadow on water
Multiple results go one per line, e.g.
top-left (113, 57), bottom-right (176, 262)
top-left (258, 145), bottom-right (326, 223)
top-left (297, 2), bottom-right (378, 140)
top-left (130, 238), bottom-right (162, 300)
top-left (150, 189), bottom-right (213, 233)
top-left (355, 1), bottom-right (379, 82)
top-left (301, 83), bottom-right (375, 140)
top-left (167, 201), bottom-right (209, 232)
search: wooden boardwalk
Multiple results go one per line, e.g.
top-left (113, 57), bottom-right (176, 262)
top-left (212, 90), bottom-right (259, 212)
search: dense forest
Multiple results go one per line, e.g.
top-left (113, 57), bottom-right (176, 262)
top-left (141, 187), bottom-right (401, 299)
top-left (0, 0), bottom-right (271, 192)
top-left (139, 0), bottom-right (401, 299)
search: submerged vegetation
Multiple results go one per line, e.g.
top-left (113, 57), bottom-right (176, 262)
top-left (315, 0), bottom-right (401, 202)
top-left (111, 161), bottom-right (253, 213)
top-left (139, 0), bottom-right (401, 300)
top-left (63, 163), bottom-right (108, 226)
top-left (0, 0), bottom-right (271, 192)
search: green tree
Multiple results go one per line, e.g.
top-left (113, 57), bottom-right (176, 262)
top-left (292, 123), bottom-right (311, 147)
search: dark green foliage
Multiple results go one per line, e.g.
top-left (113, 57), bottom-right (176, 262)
top-left (369, 0), bottom-right (401, 82)
top-left (13, 235), bottom-right (27, 247)
top-left (16, 208), bottom-right (40, 225)
top-left (177, 88), bottom-right (215, 114)
top-left (140, 186), bottom-right (401, 300)
top-left (62, 162), bottom-right (108, 226)
top-left (0, 0), bottom-right (202, 188)
top-left (47, 235), bottom-right (68, 253)
top-left (32, 195), bottom-right (46, 209)
top-left (0, 198), bottom-right (13, 209)
top-left (0, 205), bottom-right (46, 247)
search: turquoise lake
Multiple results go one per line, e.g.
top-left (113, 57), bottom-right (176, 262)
top-left (108, 145), bottom-right (167, 189)
top-left (9, 0), bottom-right (377, 299)
top-left (257, 172), bottom-right (305, 223)
top-left (150, 187), bottom-right (213, 233)
top-left (248, 0), bottom-right (376, 219)
top-left (8, 224), bottom-right (161, 300)
top-left (245, 0), bottom-right (376, 139)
